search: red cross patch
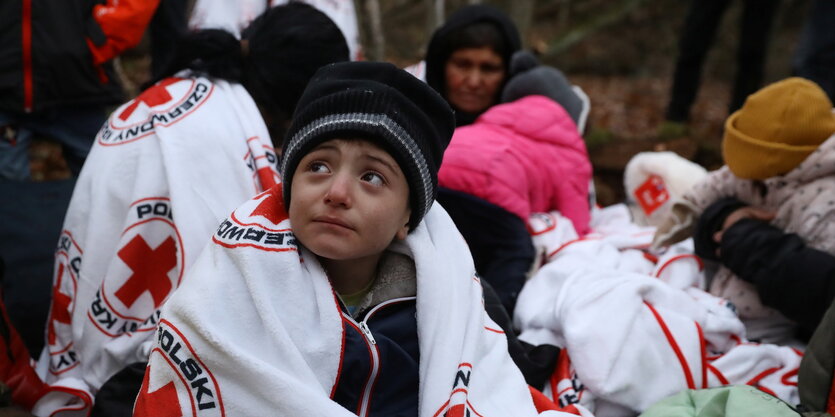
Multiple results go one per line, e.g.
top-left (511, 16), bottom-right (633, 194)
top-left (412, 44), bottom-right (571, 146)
top-left (634, 174), bottom-right (670, 216)
top-left (89, 198), bottom-right (183, 337)
top-left (115, 235), bottom-right (178, 309)
top-left (119, 78), bottom-right (180, 121)
top-left (248, 189), bottom-right (288, 225)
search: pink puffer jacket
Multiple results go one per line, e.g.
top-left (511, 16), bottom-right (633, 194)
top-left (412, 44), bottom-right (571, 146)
top-left (438, 95), bottom-right (592, 234)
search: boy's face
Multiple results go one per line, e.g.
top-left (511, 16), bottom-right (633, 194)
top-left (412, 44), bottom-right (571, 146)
top-left (289, 139), bottom-right (411, 262)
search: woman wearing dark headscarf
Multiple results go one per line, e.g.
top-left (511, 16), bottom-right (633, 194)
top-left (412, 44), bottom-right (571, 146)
top-left (425, 4), bottom-right (521, 126)
top-left (427, 6), bottom-right (592, 392)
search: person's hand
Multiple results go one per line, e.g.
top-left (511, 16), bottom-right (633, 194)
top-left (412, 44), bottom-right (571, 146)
top-left (713, 206), bottom-right (776, 244)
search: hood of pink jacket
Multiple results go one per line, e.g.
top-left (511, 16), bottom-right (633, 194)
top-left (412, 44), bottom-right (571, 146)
top-left (438, 95), bottom-right (593, 235)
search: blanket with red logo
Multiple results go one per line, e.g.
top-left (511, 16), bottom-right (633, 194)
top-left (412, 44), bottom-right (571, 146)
top-left (518, 206), bottom-right (802, 416)
top-left (28, 74), bottom-right (279, 416)
top-left (135, 187), bottom-right (582, 416)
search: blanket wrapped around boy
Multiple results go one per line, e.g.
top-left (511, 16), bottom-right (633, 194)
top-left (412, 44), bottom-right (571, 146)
top-left (136, 185), bottom-right (576, 416)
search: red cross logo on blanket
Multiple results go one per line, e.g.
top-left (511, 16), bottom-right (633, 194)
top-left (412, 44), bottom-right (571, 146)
top-left (119, 78), bottom-right (180, 121)
top-left (135, 368), bottom-right (183, 417)
top-left (115, 235), bottom-right (177, 309)
top-left (47, 263), bottom-right (72, 346)
top-left (249, 189), bottom-right (288, 224)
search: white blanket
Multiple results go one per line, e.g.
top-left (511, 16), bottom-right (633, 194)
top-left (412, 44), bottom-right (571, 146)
top-left (33, 74), bottom-right (279, 416)
top-left (135, 186), bottom-right (575, 416)
top-left (517, 206), bottom-right (802, 415)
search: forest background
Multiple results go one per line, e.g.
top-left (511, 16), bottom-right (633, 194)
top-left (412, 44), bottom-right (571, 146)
top-left (32, 0), bottom-right (814, 205)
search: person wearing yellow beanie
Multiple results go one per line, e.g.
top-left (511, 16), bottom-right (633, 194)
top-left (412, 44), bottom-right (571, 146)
top-left (723, 77), bottom-right (835, 180)
top-left (654, 77), bottom-right (835, 345)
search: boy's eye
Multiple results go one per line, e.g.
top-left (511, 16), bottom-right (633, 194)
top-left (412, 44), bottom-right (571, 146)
top-left (309, 162), bottom-right (330, 173)
top-left (361, 172), bottom-right (385, 186)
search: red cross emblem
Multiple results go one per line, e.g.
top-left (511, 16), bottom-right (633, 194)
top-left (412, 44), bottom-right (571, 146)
top-left (119, 78), bottom-right (180, 121)
top-left (115, 235), bottom-right (178, 309)
top-left (47, 263), bottom-right (72, 345)
top-left (249, 190), bottom-right (288, 224)
top-left (134, 368), bottom-right (182, 417)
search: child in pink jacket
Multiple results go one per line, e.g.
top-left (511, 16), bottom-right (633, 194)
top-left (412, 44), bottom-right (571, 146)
top-left (438, 52), bottom-right (592, 313)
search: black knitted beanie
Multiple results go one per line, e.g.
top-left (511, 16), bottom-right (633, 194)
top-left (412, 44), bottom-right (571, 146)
top-left (281, 61), bottom-right (455, 230)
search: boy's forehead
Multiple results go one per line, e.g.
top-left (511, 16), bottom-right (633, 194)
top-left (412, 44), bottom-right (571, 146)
top-left (311, 138), bottom-right (402, 169)
top-left (313, 138), bottom-right (390, 156)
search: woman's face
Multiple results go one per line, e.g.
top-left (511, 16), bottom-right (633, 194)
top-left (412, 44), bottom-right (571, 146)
top-left (444, 46), bottom-right (505, 114)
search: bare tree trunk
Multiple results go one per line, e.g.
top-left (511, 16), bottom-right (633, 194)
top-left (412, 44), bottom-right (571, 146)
top-left (364, 0), bottom-right (386, 61)
top-left (544, 0), bottom-right (649, 58)
top-left (510, 0), bottom-right (535, 47)
top-left (426, 0), bottom-right (445, 39)
top-left (352, 0), bottom-right (370, 59)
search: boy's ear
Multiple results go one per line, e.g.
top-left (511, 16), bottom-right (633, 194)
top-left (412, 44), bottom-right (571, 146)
top-left (395, 222), bottom-right (409, 240)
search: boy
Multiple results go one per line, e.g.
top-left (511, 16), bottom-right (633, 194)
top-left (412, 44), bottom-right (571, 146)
top-left (134, 62), bottom-right (568, 416)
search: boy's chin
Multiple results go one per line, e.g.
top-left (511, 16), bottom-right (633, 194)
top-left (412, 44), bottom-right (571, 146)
top-left (307, 243), bottom-right (383, 264)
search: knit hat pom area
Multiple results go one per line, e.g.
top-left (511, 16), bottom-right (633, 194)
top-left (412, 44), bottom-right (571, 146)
top-left (281, 61), bottom-right (455, 230)
top-left (723, 77), bottom-right (835, 180)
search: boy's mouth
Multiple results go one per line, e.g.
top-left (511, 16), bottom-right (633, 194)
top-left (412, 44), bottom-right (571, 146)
top-left (312, 215), bottom-right (354, 230)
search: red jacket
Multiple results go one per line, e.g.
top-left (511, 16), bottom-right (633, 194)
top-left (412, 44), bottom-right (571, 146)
top-left (0, 0), bottom-right (159, 113)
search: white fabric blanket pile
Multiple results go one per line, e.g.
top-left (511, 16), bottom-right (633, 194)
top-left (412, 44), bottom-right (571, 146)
top-left (518, 205), bottom-right (802, 416)
top-left (136, 186), bottom-right (575, 416)
top-left (33, 75), bottom-right (279, 416)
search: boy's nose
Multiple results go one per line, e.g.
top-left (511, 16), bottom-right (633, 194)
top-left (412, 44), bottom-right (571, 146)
top-left (323, 173), bottom-right (352, 208)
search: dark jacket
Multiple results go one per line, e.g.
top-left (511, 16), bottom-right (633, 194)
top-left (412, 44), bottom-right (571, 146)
top-left (90, 298), bottom-right (422, 417)
top-left (333, 297), bottom-right (419, 416)
top-left (0, 0), bottom-right (157, 113)
top-left (695, 197), bottom-right (835, 335)
top-left (424, 4), bottom-right (520, 126)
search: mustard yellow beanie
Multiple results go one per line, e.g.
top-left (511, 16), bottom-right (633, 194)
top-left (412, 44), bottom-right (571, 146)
top-left (723, 77), bottom-right (835, 180)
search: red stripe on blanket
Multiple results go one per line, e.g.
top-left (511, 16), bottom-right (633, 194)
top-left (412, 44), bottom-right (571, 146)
top-left (707, 363), bottom-right (730, 385)
top-left (61, 230), bottom-right (84, 254)
top-left (781, 368), bottom-right (798, 387)
top-left (527, 213), bottom-right (558, 236)
top-left (150, 347), bottom-right (198, 416)
top-left (100, 82), bottom-right (216, 147)
top-left (230, 210), bottom-right (290, 233)
top-left (654, 254), bottom-right (704, 278)
top-left (644, 301), bottom-right (696, 389)
top-left (42, 386), bottom-right (93, 416)
top-left (159, 319), bottom-right (226, 416)
top-left (696, 322), bottom-right (707, 388)
top-left (547, 237), bottom-right (601, 259)
top-left (746, 366), bottom-right (783, 396)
